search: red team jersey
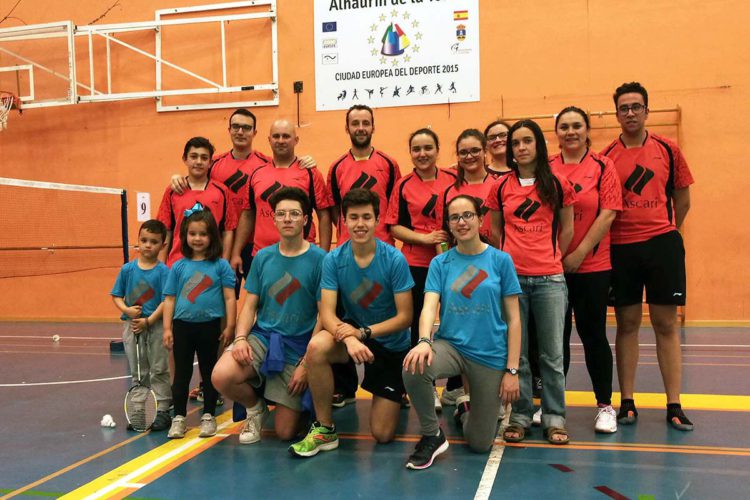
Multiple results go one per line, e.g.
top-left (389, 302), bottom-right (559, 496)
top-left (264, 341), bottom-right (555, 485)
top-left (244, 158), bottom-right (333, 255)
top-left (602, 132), bottom-right (694, 245)
top-left (157, 180), bottom-right (238, 266)
top-left (384, 168), bottom-right (457, 267)
top-left (486, 172), bottom-right (576, 276)
top-left (327, 149), bottom-right (402, 245)
top-left (436, 175), bottom-right (496, 243)
top-left (550, 151), bottom-right (623, 273)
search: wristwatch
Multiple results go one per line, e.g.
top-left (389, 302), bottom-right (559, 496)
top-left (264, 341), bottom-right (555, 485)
top-left (359, 326), bottom-right (372, 342)
top-left (505, 367), bottom-right (519, 376)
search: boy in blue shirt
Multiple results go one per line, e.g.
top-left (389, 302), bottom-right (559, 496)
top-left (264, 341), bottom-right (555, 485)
top-left (212, 187), bottom-right (326, 444)
top-left (111, 219), bottom-right (172, 431)
top-left (289, 188), bottom-right (414, 457)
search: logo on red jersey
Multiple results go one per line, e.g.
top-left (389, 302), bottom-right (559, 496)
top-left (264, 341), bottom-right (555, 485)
top-left (450, 265), bottom-right (488, 299)
top-left (421, 194), bottom-right (439, 219)
top-left (182, 272), bottom-right (214, 303)
top-left (224, 170), bottom-right (249, 194)
top-left (573, 183), bottom-right (583, 193)
top-left (268, 272), bottom-right (302, 305)
top-left (260, 181), bottom-right (284, 202)
top-left (624, 165), bottom-right (655, 196)
top-left (513, 198), bottom-right (541, 222)
top-left (351, 172), bottom-right (378, 190)
top-left (350, 278), bottom-right (383, 309)
top-left (470, 196), bottom-right (490, 216)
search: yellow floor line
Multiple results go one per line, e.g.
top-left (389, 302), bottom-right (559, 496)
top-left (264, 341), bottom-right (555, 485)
top-left (60, 411), bottom-right (237, 500)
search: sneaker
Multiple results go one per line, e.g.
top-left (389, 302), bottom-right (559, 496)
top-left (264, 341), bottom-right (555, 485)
top-left (433, 388), bottom-right (442, 412)
top-left (405, 428), bottom-right (449, 470)
top-left (401, 394), bottom-right (411, 409)
top-left (190, 385), bottom-right (202, 401)
top-left (289, 422), bottom-right (339, 457)
top-left (667, 403), bottom-right (694, 431)
top-left (594, 405), bottom-right (618, 434)
top-left (239, 401), bottom-right (269, 445)
top-left (151, 410), bottom-right (172, 432)
top-left (168, 415), bottom-right (187, 439)
top-left (532, 408), bottom-right (542, 427)
top-left (439, 386), bottom-right (465, 406)
top-left (331, 393), bottom-right (356, 408)
top-left (198, 413), bottom-right (217, 437)
top-left (453, 394), bottom-right (470, 427)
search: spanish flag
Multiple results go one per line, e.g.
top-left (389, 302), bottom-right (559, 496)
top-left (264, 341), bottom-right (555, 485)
top-left (454, 10), bottom-right (468, 21)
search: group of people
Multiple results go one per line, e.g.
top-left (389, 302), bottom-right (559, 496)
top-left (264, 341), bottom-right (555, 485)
top-left (110, 80), bottom-right (695, 470)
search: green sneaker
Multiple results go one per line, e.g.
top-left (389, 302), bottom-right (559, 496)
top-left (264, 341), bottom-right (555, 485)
top-left (289, 422), bottom-right (339, 457)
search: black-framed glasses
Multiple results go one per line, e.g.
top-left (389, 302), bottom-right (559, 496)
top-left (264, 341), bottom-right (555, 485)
top-left (487, 132), bottom-right (508, 142)
top-left (274, 209), bottom-right (304, 221)
top-left (616, 103), bottom-right (646, 116)
top-left (447, 211), bottom-right (477, 224)
top-left (457, 147), bottom-right (483, 158)
top-left (230, 123), bottom-right (254, 132)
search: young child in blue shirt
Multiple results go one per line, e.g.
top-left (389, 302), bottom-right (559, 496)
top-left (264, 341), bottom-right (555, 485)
top-left (111, 219), bottom-right (172, 431)
top-left (163, 205), bottom-right (236, 439)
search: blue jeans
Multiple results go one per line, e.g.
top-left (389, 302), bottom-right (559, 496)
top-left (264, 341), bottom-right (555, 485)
top-left (510, 274), bottom-right (567, 429)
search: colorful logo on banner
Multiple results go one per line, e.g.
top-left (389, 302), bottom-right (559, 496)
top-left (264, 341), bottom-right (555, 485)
top-left (381, 22), bottom-right (410, 55)
top-left (369, 11), bottom-right (422, 66)
top-left (456, 24), bottom-right (467, 41)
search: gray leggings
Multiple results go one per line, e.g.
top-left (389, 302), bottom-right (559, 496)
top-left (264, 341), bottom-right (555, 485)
top-left (123, 322), bottom-right (172, 411)
top-left (402, 340), bottom-right (502, 453)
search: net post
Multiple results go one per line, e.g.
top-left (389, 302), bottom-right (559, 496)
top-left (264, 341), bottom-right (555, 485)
top-left (121, 189), bottom-right (129, 263)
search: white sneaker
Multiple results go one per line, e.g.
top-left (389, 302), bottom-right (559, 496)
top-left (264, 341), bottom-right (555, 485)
top-left (239, 401), bottom-right (269, 444)
top-left (532, 408), bottom-right (542, 427)
top-left (594, 405), bottom-right (618, 434)
top-left (199, 413), bottom-right (217, 437)
top-left (168, 415), bottom-right (187, 439)
top-left (434, 388), bottom-right (443, 412)
top-left (440, 386), bottom-right (465, 406)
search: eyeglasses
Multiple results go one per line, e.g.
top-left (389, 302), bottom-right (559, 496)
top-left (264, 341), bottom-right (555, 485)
top-left (447, 211), bottom-right (477, 224)
top-left (487, 132), bottom-right (508, 142)
top-left (230, 123), bottom-right (254, 132)
top-left (273, 209), bottom-right (304, 221)
top-left (616, 103), bottom-right (646, 116)
top-left (457, 147), bottom-right (483, 158)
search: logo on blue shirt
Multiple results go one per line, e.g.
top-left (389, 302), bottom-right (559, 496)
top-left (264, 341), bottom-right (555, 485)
top-left (450, 265), bottom-right (488, 299)
top-left (350, 278), bottom-right (383, 309)
top-left (182, 271), bottom-right (214, 304)
top-left (269, 272), bottom-right (302, 305)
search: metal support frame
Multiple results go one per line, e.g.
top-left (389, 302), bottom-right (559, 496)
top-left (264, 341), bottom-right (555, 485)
top-left (0, 2), bottom-right (278, 112)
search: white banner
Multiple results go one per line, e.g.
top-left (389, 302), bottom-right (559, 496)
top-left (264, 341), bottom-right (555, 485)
top-left (314, 0), bottom-right (480, 111)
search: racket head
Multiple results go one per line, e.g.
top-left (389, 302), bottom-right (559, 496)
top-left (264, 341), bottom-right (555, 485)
top-left (124, 383), bottom-right (158, 432)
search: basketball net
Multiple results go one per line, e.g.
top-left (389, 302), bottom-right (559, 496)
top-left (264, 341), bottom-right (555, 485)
top-left (1, 92), bottom-right (19, 131)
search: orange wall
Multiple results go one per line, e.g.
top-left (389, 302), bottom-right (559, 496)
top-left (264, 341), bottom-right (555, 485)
top-left (0, 0), bottom-right (748, 322)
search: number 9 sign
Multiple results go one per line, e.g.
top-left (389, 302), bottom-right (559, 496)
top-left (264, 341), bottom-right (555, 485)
top-left (136, 193), bottom-right (151, 222)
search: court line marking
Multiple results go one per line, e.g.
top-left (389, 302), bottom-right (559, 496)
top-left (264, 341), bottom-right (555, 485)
top-left (0, 336), bottom-right (120, 340)
top-left (474, 405), bottom-right (511, 500)
top-left (0, 362), bottom-right (199, 387)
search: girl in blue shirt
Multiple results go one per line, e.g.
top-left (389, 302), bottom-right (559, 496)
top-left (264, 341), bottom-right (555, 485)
top-left (163, 206), bottom-right (236, 439)
top-left (402, 195), bottom-right (522, 470)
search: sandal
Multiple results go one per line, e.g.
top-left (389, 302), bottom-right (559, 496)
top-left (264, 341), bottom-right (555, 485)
top-left (667, 403), bottom-right (694, 431)
top-left (617, 398), bottom-right (638, 425)
top-left (502, 424), bottom-right (526, 443)
top-left (545, 426), bottom-right (570, 445)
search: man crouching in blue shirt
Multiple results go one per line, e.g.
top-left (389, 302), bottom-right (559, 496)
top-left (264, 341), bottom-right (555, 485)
top-left (212, 187), bottom-right (327, 444)
top-left (289, 188), bottom-right (414, 457)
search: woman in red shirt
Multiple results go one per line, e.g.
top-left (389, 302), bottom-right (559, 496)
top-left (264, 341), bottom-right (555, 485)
top-left (550, 106), bottom-right (622, 433)
top-left (484, 120), bottom-right (513, 178)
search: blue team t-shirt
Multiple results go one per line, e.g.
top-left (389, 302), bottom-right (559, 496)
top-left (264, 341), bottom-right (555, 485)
top-left (163, 258), bottom-right (236, 322)
top-left (245, 243), bottom-right (327, 364)
top-left (110, 259), bottom-right (170, 320)
top-left (321, 239), bottom-right (414, 352)
top-left (425, 246), bottom-right (521, 370)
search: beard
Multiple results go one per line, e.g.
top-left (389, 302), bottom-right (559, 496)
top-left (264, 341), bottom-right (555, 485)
top-left (349, 131), bottom-right (372, 149)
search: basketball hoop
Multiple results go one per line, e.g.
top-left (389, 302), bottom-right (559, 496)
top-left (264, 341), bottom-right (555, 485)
top-left (1, 91), bottom-right (20, 131)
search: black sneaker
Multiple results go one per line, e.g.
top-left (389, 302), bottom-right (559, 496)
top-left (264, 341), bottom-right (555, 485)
top-left (332, 393), bottom-right (356, 408)
top-left (406, 428), bottom-right (449, 470)
top-left (151, 411), bottom-right (172, 431)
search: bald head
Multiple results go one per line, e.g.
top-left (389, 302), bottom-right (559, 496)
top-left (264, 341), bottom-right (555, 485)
top-left (268, 119), bottom-right (299, 162)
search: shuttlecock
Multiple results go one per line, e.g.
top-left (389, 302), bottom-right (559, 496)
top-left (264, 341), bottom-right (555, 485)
top-left (100, 414), bottom-right (116, 428)
top-left (52, 335), bottom-right (60, 342)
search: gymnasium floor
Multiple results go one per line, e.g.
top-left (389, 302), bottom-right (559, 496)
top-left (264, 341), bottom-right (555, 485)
top-left (1, 322), bottom-right (748, 499)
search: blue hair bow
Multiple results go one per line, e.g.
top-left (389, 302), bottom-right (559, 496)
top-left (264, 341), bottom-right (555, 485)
top-left (184, 202), bottom-right (204, 217)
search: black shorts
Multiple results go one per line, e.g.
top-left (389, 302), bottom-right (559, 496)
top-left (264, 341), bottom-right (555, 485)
top-left (610, 230), bottom-right (686, 307)
top-left (360, 338), bottom-right (408, 403)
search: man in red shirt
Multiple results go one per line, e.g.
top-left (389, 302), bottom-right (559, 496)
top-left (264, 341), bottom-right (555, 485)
top-left (327, 105), bottom-right (402, 246)
top-left (231, 119), bottom-right (332, 261)
top-left (602, 82), bottom-right (694, 431)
